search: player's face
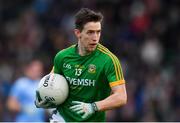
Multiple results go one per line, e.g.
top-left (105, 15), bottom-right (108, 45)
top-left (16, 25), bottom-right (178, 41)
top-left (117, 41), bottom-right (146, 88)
top-left (75, 22), bottom-right (101, 53)
top-left (26, 61), bottom-right (43, 80)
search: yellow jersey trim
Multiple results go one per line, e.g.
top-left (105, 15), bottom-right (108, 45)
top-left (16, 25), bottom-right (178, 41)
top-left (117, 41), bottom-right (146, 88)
top-left (97, 47), bottom-right (120, 80)
top-left (97, 44), bottom-right (124, 80)
top-left (110, 80), bottom-right (125, 87)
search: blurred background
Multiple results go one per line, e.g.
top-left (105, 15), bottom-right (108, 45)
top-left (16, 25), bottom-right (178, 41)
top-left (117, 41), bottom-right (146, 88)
top-left (0, 0), bottom-right (180, 121)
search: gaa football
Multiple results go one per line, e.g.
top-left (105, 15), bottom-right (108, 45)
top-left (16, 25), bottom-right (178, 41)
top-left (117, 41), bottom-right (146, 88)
top-left (37, 73), bottom-right (69, 105)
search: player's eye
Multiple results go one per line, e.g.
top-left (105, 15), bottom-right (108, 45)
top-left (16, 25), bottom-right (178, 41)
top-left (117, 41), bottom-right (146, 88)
top-left (87, 31), bottom-right (94, 35)
top-left (96, 30), bottom-right (101, 35)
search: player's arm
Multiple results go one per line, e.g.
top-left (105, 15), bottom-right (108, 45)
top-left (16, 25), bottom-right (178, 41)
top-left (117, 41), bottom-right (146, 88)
top-left (50, 67), bottom-right (54, 73)
top-left (7, 81), bottom-right (22, 112)
top-left (70, 83), bottom-right (127, 119)
top-left (95, 54), bottom-right (127, 111)
top-left (7, 96), bottom-right (21, 112)
top-left (95, 83), bottom-right (127, 111)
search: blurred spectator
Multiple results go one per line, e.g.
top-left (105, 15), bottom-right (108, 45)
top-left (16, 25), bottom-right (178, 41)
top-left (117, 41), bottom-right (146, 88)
top-left (6, 59), bottom-right (46, 122)
top-left (140, 35), bottom-right (164, 67)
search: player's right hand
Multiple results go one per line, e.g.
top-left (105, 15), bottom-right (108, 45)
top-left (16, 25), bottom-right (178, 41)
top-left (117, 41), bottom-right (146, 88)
top-left (35, 91), bottom-right (57, 109)
top-left (70, 101), bottom-right (98, 119)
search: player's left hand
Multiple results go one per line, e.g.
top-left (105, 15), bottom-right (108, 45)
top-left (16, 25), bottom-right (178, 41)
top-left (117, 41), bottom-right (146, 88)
top-left (70, 101), bottom-right (98, 119)
top-left (35, 98), bottom-right (57, 109)
top-left (35, 91), bottom-right (57, 109)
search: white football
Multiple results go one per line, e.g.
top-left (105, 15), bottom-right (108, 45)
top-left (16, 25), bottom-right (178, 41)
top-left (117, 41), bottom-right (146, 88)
top-left (37, 73), bottom-right (69, 105)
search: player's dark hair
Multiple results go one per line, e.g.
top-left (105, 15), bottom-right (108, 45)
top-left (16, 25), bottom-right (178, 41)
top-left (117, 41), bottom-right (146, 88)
top-left (74, 8), bottom-right (103, 31)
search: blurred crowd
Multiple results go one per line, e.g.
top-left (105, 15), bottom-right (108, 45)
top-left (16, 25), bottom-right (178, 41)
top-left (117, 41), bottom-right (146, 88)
top-left (0, 0), bottom-right (179, 121)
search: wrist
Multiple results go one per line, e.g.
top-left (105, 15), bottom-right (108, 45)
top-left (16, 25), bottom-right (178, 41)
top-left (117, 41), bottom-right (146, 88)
top-left (91, 102), bottom-right (98, 112)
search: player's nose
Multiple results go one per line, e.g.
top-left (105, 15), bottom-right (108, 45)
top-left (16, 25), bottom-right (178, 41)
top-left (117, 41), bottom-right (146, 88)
top-left (92, 34), bottom-right (98, 42)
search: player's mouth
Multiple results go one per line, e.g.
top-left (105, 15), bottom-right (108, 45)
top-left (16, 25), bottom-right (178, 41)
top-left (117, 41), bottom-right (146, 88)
top-left (89, 43), bottom-right (97, 47)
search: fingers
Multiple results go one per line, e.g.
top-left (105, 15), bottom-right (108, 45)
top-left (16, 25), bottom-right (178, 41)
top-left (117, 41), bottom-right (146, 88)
top-left (36, 91), bottom-right (42, 102)
top-left (70, 105), bottom-right (82, 112)
top-left (34, 100), bottom-right (40, 108)
top-left (39, 100), bottom-right (47, 105)
top-left (70, 104), bottom-right (84, 115)
top-left (70, 101), bottom-right (94, 119)
top-left (35, 98), bottom-right (56, 109)
top-left (82, 113), bottom-right (89, 119)
top-left (43, 101), bottom-right (57, 108)
top-left (35, 100), bottom-right (45, 108)
top-left (71, 101), bottom-right (82, 105)
top-left (76, 110), bottom-right (84, 115)
top-left (35, 90), bottom-right (57, 109)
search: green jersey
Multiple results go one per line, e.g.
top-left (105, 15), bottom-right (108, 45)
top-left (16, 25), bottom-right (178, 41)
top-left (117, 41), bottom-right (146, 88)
top-left (53, 43), bottom-right (125, 122)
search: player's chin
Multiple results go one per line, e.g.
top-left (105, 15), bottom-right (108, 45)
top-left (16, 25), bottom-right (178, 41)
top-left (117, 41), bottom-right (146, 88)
top-left (89, 45), bottom-right (97, 50)
top-left (88, 47), bottom-right (96, 52)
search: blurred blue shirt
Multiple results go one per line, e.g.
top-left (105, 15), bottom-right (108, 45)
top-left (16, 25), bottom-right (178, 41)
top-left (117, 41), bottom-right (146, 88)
top-left (10, 77), bottom-right (45, 122)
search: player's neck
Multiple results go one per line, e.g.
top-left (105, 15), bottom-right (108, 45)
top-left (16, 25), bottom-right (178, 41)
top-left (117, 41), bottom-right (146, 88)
top-left (77, 43), bottom-right (91, 56)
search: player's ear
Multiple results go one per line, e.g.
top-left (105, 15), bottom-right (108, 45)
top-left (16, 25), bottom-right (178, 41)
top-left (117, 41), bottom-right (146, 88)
top-left (74, 29), bottom-right (81, 38)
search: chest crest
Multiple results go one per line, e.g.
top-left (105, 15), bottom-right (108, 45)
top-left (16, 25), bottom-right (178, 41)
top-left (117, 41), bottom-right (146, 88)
top-left (88, 64), bottom-right (96, 74)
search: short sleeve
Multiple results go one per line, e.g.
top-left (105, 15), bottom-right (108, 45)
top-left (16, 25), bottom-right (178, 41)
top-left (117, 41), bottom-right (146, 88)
top-left (9, 80), bottom-right (24, 101)
top-left (104, 55), bottom-right (125, 87)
